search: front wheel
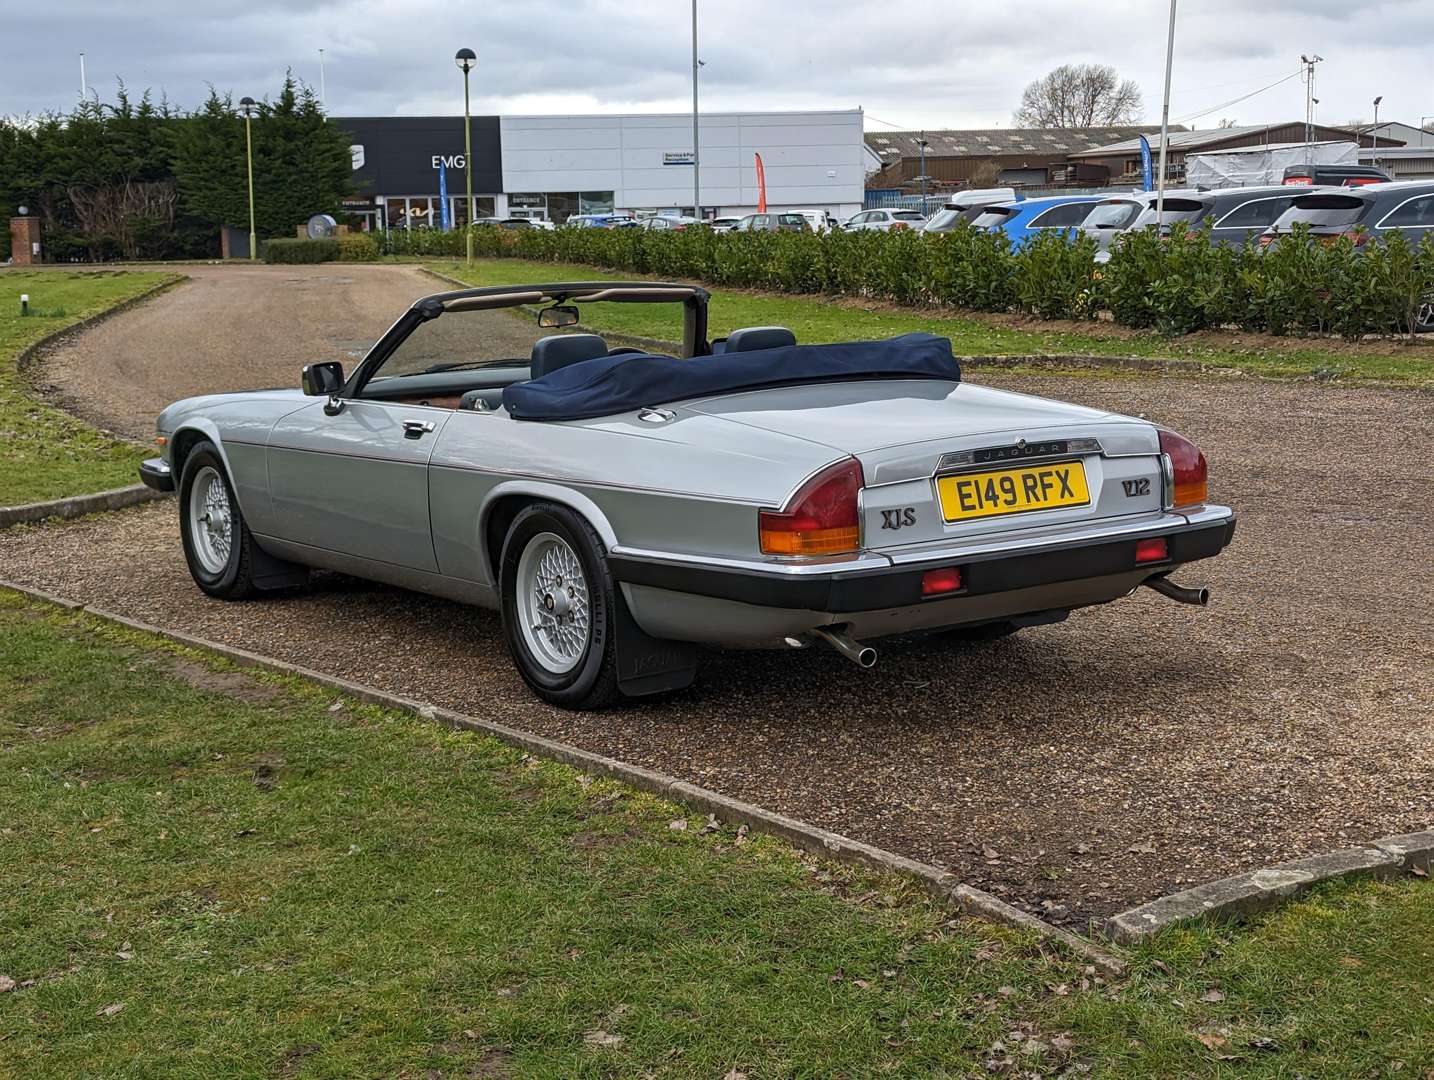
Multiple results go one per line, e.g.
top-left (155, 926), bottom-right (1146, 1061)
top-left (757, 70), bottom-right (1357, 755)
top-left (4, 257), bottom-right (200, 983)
top-left (178, 442), bottom-right (263, 600)
top-left (1416, 293), bottom-right (1434, 334)
top-left (499, 503), bottom-right (620, 709)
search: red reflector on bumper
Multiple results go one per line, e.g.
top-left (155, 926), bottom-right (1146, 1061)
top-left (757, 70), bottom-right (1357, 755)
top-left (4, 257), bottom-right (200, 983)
top-left (1135, 537), bottom-right (1169, 564)
top-left (921, 567), bottom-right (963, 595)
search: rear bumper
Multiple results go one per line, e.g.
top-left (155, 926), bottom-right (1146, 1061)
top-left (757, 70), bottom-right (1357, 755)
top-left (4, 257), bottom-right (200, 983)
top-left (608, 507), bottom-right (1235, 614)
top-left (139, 457), bottom-right (175, 493)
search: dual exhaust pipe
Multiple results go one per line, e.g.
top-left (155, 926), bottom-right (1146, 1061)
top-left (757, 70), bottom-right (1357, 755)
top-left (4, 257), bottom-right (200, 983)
top-left (803, 575), bottom-right (1208, 669)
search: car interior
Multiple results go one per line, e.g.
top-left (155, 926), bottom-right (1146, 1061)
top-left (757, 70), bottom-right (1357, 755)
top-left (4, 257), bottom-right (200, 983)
top-left (356, 323), bottom-right (799, 414)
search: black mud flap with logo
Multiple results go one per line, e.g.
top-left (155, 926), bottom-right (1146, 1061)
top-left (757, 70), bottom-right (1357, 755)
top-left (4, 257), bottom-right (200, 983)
top-left (612, 585), bottom-right (697, 698)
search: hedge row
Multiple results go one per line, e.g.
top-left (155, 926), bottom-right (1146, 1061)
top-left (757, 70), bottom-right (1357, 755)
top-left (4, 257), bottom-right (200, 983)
top-left (261, 232), bottom-right (381, 264)
top-left (378, 222), bottom-right (1434, 339)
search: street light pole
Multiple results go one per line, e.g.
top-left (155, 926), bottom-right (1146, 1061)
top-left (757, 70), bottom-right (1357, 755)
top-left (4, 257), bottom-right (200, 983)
top-left (239, 97), bottom-right (258, 261)
top-left (691, 0), bottom-right (701, 220)
top-left (1155, 0), bottom-right (1177, 224)
top-left (917, 134), bottom-right (928, 214)
top-left (1372, 96), bottom-right (1382, 165)
top-left (455, 49), bottom-right (477, 265)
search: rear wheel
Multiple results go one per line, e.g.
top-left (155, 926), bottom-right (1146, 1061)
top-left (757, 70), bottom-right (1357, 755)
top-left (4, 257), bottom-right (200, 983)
top-left (499, 503), bottom-right (620, 709)
top-left (1416, 292), bottom-right (1434, 334)
top-left (178, 443), bottom-right (261, 600)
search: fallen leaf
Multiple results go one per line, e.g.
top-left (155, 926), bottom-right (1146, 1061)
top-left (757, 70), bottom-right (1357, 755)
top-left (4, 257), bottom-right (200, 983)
top-left (703, 814), bottom-right (720, 833)
top-left (1195, 1032), bottom-right (1227, 1050)
top-left (1201, 989), bottom-right (1226, 1003)
top-left (852, 979), bottom-right (871, 989)
top-left (1127, 842), bottom-right (1158, 855)
top-left (1247, 1035), bottom-right (1278, 1051)
top-left (1151, 960), bottom-right (1173, 975)
top-left (1412, 866), bottom-right (1428, 878)
top-left (723, 1070), bottom-right (748, 1080)
top-left (667, 818), bottom-right (688, 832)
top-left (462, 1029), bottom-right (480, 1039)
top-left (116, 949), bottom-right (134, 962)
top-left (327, 701), bottom-right (344, 712)
top-left (583, 1029), bottom-right (624, 1048)
top-left (0, 975), bottom-right (14, 993)
top-left (996, 985), bottom-right (1016, 998)
top-left (98, 1003), bottom-right (124, 1017)
top-left (1047, 983), bottom-right (1071, 996)
top-left (734, 824), bottom-right (749, 845)
top-left (982, 845), bottom-right (1001, 860)
top-left (1339, 956), bottom-right (1365, 968)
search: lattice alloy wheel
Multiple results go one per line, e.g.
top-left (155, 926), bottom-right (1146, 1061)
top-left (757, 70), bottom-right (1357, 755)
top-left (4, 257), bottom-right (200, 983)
top-left (515, 531), bottom-right (592, 675)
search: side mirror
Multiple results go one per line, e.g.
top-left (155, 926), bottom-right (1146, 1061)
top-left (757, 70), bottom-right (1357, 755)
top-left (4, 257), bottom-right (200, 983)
top-left (302, 360), bottom-right (344, 397)
top-left (538, 304), bottom-right (580, 328)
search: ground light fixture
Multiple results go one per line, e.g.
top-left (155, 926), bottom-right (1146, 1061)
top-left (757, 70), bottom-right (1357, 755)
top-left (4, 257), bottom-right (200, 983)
top-left (1372, 95), bottom-right (1383, 163)
top-left (239, 96), bottom-right (259, 261)
top-left (455, 48), bottom-right (477, 264)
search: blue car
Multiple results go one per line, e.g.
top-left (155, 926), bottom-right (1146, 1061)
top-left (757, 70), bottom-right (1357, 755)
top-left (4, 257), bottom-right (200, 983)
top-left (971, 194), bottom-right (1108, 249)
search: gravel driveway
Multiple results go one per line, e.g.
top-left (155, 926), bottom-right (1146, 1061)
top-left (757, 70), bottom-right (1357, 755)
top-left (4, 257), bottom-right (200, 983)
top-left (29, 263), bottom-right (544, 442)
top-left (5, 265), bottom-right (1433, 925)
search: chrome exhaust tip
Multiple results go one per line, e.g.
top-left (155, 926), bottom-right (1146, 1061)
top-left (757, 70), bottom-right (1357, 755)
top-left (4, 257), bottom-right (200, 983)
top-left (1143, 575), bottom-right (1210, 607)
top-left (811, 626), bottom-right (878, 668)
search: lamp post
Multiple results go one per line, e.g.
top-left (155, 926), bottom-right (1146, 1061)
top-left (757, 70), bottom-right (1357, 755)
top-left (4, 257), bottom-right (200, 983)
top-left (455, 48), bottom-right (477, 265)
top-left (239, 96), bottom-right (258, 261)
top-left (917, 133), bottom-right (929, 214)
top-left (1371, 95), bottom-right (1383, 164)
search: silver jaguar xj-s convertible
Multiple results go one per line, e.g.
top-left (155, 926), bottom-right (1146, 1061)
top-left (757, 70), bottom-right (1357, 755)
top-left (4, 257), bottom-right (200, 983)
top-left (141, 281), bottom-right (1234, 708)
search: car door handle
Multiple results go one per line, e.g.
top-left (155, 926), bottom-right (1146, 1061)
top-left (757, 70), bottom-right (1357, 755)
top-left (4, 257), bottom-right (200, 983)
top-left (402, 420), bottom-right (437, 439)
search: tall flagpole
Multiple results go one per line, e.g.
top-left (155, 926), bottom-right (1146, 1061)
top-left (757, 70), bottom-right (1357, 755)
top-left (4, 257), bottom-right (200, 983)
top-left (1155, 0), bottom-right (1177, 224)
top-left (691, 0), bottom-right (701, 220)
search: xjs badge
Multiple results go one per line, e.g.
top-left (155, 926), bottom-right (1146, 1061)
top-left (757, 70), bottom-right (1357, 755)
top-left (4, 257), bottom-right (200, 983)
top-left (881, 508), bottom-right (916, 530)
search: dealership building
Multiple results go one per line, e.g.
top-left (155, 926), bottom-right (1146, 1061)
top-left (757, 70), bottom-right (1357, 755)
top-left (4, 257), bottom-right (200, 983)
top-left (335, 109), bottom-right (867, 228)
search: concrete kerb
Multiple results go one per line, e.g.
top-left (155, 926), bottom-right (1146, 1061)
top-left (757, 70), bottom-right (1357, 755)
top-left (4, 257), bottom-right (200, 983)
top-left (1, 576), bottom-right (1127, 978)
top-left (12, 273), bottom-right (186, 378)
top-left (0, 484), bottom-right (167, 529)
top-left (1106, 838), bottom-right (1433, 945)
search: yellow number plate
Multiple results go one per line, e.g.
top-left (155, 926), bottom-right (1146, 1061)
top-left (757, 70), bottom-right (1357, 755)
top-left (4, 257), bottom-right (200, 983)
top-left (936, 460), bottom-right (1090, 522)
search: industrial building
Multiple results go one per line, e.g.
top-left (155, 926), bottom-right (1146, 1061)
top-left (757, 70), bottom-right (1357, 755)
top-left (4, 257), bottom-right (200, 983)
top-left (336, 109), bottom-right (867, 229)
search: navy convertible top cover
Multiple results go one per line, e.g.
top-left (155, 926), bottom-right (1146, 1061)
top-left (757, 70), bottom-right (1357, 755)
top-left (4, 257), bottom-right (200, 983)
top-left (501, 332), bottom-right (961, 421)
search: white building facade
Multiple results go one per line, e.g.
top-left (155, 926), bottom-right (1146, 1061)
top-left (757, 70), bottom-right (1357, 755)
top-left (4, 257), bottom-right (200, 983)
top-left (498, 109), bottom-right (867, 221)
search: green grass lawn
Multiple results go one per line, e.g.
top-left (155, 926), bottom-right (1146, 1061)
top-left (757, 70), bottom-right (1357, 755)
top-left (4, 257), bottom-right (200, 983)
top-left (2, 590), bottom-right (1431, 1078)
top-left (0, 270), bottom-right (178, 507)
top-left (427, 258), bottom-right (1434, 387)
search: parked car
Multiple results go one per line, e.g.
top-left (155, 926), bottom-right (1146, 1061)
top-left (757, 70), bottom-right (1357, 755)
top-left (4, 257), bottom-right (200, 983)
top-left (639, 215), bottom-right (701, 231)
top-left (921, 188), bottom-right (1020, 233)
top-left (1261, 181), bottom-right (1434, 330)
top-left (140, 282), bottom-right (1232, 708)
top-left (1281, 163), bottom-right (1391, 187)
top-left (843, 208), bottom-right (927, 232)
top-left (710, 216), bottom-right (744, 233)
top-left (788, 209), bottom-right (837, 234)
top-left (971, 195), bottom-right (1107, 249)
top-left (564, 213), bottom-right (638, 229)
top-left (732, 212), bottom-right (811, 233)
top-left (1130, 186), bottom-right (1319, 246)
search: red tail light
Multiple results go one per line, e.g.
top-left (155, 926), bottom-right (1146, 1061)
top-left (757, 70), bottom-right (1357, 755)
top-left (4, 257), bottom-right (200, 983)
top-left (890, 221), bottom-right (908, 231)
top-left (1135, 537), bottom-right (1169, 564)
top-left (1319, 230), bottom-right (1369, 247)
top-left (759, 459), bottom-right (863, 556)
top-left (1258, 233), bottom-right (1275, 247)
top-left (921, 567), bottom-right (963, 595)
top-left (1158, 428), bottom-right (1208, 509)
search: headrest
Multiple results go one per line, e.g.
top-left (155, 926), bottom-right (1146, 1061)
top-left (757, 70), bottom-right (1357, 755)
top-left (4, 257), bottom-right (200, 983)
top-left (724, 326), bottom-right (796, 353)
top-left (530, 333), bottom-right (609, 378)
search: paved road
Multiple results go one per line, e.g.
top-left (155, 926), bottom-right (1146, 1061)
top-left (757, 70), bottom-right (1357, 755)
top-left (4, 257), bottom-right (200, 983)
top-left (29, 263), bottom-right (544, 441)
top-left (5, 265), bottom-right (1432, 925)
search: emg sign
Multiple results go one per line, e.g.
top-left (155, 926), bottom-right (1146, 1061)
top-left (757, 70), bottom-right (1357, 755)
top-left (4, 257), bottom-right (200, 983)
top-left (433, 154), bottom-right (467, 170)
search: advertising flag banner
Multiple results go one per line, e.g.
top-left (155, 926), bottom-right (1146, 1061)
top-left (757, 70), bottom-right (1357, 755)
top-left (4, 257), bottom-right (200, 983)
top-left (1139, 135), bottom-right (1154, 192)
top-left (439, 161), bottom-right (452, 230)
top-left (755, 153), bottom-right (767, 212)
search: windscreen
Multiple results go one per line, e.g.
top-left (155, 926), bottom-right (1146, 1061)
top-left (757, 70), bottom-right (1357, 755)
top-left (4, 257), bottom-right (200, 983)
top-left (1273, 193), bottom-right (1370, 229)
top-left (1083, 201), bottom-right (1141, 228)
top-left (892, 211), bottom-right (926, 221)
top-left (924, 208), bottom-right (960, 230)
top-left (972, 207), bottom-right (1016, 228)
top-left (1129, 198), bottom-right (1208, 230)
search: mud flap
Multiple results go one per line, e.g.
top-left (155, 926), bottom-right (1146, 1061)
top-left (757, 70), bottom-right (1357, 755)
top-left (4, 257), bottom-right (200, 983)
top-left (613, 583), bottom-right (697, 697)
top-left (251, 539), bottom-right (310, 591)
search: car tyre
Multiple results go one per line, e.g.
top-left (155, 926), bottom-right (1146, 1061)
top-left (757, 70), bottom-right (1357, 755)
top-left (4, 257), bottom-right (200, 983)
top-left (178, 441), bottom-right (262, 600)
top-left (1416, 292), bottom-right (1434, 334)
top-left (499, 502), bottom-right (620, 710)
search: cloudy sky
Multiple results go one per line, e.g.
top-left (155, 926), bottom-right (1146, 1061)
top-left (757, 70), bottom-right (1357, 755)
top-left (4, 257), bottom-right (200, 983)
top-left (5, 0), bottom-right (1429, 133)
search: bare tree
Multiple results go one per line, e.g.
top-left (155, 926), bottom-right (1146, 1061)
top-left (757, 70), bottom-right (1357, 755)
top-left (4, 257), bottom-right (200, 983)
top-left (1217, 117), bottom-right (1239, 129)
top-left (1013, 64), bottom-right (1143, 128)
